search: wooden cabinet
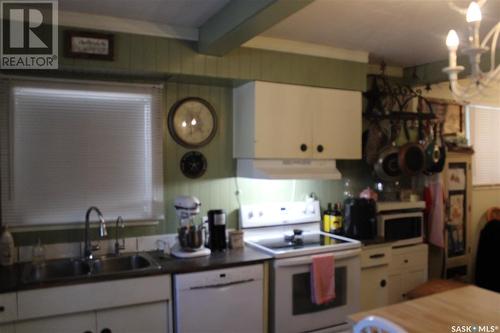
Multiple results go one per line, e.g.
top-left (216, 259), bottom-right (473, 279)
top-left (14, 275), bottom-right (172, 333)
top-left (388, 244), bottom-right (428, 304)
top-left (233, 81), bottom-right (362, 160)
top-left (360, 245), bottom-right (391, 311)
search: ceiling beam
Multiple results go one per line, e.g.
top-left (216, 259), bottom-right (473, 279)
top-left (198, 0), bottom-right (314, 56)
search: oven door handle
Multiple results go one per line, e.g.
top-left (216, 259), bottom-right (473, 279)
top-left (274, 249), bottom-right (361, 267)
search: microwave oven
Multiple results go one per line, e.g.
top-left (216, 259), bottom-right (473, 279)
top-left (377, 201), bottom-right (425, 246)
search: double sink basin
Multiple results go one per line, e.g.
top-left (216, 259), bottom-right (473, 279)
top-left (22, 253), bottom-right (161, 284)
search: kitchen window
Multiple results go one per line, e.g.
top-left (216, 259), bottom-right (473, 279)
top-left (467, 104), bottom-right (500, 186)
top-left (0, 79), bottom-right (163, 226)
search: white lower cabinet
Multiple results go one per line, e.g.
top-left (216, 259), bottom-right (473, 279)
top-left (0, 323), bottom-right (15, 333)
top-left (360, 245), bottom-right (390, 311)
top-left (15, 303), bottom-right (169, 333)
top-left (388, 244), bottom-right (428, 304)
top-left (97, 302), bottom-right (168, 333)
top-left (361, 265), bottom-right (389, 311)
top-left (15, 311), bottom-right (95, 333)
top-left (14, 275), bottom-right (172, 333)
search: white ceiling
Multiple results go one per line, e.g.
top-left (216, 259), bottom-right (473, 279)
top-left (59, 0), bottom-right (230, 28)
top-left (262, 0), bottom-right (500, 67)
top-left (58, 0), bottom-right (500, 67)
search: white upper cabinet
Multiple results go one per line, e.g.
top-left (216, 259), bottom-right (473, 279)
top-left (233, 81), bottom-right (362, 160)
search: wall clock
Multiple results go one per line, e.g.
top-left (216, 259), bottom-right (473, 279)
top-left (168, 97), bottom-right (217, 148)
top-left (180, 151), bottom-right (207, 179)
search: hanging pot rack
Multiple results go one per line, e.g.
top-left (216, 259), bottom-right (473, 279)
top-left (363, 74), bottom-right (437, 121)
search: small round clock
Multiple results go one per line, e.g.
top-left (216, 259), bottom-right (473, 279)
top-left (180, 151), bottom-right (207, 179)
top-left (168, 97), bottom-right (217, 148)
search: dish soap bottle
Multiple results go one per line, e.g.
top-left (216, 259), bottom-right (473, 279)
top-left (0, 225), bottom-right (15, 266)
top-left (331, 203), bottom-right (344, 235)
top-left (322, 203), bottom-right (333, 233)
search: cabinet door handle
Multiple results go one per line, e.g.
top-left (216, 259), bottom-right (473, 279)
top-left (404, 259), bottom-right (409, 263)
top-left (101, 329), bottom-right (112, 333)
top-left (369, 253), bottom-right (385, 259)
top-left (380, 279), bottom-right (387, 288)
top-left (0, 306), bottom-right (4, 312)
top-left (317, 144), bottom-right (324, 153)
top-left (300, 144), bottom-right (308, 152)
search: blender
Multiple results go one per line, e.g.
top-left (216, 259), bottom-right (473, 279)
top-left (171, 196), bottom-right (211, 258)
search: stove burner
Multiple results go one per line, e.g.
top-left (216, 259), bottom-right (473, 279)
top-left (284, 229), bottom-right (304, 245)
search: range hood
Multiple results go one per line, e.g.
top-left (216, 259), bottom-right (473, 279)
top-left (236, 159), bottom-right (342, 180)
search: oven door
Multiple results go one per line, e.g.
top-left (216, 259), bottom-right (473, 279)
top-left (378, 212), bottom-right (423, 246)
top-left (272, 249), bottom-right (360, 333)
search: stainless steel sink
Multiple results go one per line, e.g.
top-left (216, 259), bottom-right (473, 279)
top-left (92, 254), bottom-right (152, 274)
top-left (22, 253), bottom-right (160, 284)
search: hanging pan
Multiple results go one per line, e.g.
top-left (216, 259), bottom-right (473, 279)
top-left (427, 122), bottom-right (447, 173)
top-left (374, 121), bottom-right (402, 181)
top-left (398, 120), bottom-right (426, 176)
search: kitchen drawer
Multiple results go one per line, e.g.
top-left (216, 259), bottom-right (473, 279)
top-left (361, 245), bottom-right (391, 268)
top-left (390, 244), bottom-right (428, 273)
top-left (0, 292), bottom-right (17, 324)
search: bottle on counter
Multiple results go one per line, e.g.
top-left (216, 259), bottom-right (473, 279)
top-left (0, 225), bottom-right (14, 266)
top-left (322, 203), bottom-right (333, 233)
top-left (330, 203), bottom-right (344, 235)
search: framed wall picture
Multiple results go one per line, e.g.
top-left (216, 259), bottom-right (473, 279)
top-left (64, 30), bottom-right (114, 60)
top-left (443, 104), bottom-right (464, 135)
top-left (426, 98), bottom-right (464, 135)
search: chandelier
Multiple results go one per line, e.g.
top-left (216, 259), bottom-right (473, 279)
top-left (443, 0), bottom-right (500, 101)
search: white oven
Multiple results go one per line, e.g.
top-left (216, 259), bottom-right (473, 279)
top-left (377, 201), bottom-right (425, 247)
top-left (271, 248), bottom-right (361, 333)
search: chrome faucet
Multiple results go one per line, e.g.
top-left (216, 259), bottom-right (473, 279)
top-left (84, 206), bottom-right (107, 260)
top-left (114, 216), bottom-right (126, 256)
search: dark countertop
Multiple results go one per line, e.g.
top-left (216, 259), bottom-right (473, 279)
top-left (361, 237), bottom-right (392, 247)
top-left (153, 246), bottom-right (272, 274)
top-left (0, 246), bottom-right (271, 294)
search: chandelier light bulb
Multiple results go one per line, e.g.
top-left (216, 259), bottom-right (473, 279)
top-left (446, 30), bottom-right (460, 51)
top-left (466, 1), bottom-right (482, 23)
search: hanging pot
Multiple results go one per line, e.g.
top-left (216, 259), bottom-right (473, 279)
top-left (398, 121), bottom-right (425, 176)
top-left (374, 122), bottom-right (402, 181)
top-left (364, 120), bottom-right (388, 165)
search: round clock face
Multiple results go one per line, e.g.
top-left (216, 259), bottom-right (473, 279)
top-left (180, 151), bottom-right (207, 179)
top-left (168, 97), bottom-right (217, 148)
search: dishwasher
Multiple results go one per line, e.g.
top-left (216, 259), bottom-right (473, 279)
top-left (173, 264), bottom-right (264, 333)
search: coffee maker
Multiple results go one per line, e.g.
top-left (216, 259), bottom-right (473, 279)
top-left (343, 198), bottom-right (377, 240)
top-left (207, 209), bottom-right (227, 251)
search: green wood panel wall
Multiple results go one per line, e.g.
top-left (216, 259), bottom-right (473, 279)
top-left (57, 27), bottom-right (367, 92)
top-left (12, 80), bottom-right (372, 245)
top-left (8, 25), bottom-right (370, 245)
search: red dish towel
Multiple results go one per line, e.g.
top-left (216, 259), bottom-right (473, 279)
top-left (310, 253), bottom-right (336, 305)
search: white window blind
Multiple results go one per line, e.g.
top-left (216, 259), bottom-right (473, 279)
top-left (0, 79), bottom-right (163, 226)
top-left (467, 104), bottom-right (500, 186)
